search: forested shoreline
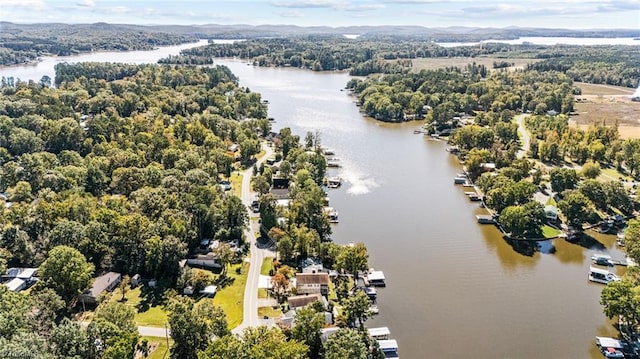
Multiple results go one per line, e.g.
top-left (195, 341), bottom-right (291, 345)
top-left (0, 22), bottom-right (198, 66)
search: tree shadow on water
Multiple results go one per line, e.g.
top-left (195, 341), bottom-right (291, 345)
top-left (504, 236), bottom-right (538, 257)
top-left (568, 232), bottom-right (606, 251)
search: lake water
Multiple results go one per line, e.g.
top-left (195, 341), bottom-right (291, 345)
top-left (0, 43), bottom-right (629, 358)
top-left (212, 58), bottom-right (626, 359)
top-left (437, 36), bottom-right (640, 47)
top-left (0, 39), bottom-right (209, 83)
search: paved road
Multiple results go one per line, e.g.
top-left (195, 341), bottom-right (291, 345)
top-left (81, 321), bottom-right (171, 338)
top-left (232, 143), bottom-right (274, 334)
top-left (515, 113), bottom-right (531, 159)
top-left (81, 144), bottom-right (275, 339)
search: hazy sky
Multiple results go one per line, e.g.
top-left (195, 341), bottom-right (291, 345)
top-left (2, 0), bottom-right (639, 29)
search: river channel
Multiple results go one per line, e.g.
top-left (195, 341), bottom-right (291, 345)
top-left (0, 43), bottom-right (629, 358)
top-left (213, 58), bottom-right (626, 359)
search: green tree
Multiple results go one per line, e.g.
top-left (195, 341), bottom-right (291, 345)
top-left (199, 326), bottom-right (308, 359)
top-left (600, 269), bottom-right (640, 336)
top-left (578, 179), bottom-right (607, 210)
top-left (549, 167), bottom-right (578, 193)
top-left (624, 220), bottom-right (640, 265)
top-left (39, 245), bottom-right (95, 307)
top-left (341, 291), bottom-right (372, 329)
top-left (213, 242), bottom-right (234, 278)
top-left (51, 318), bottom-right (90, 359)
top-left (580, 161), bottom-right (601, 179)
top-left (336, 243), bottom-right (369, 283)
top-left (323, 329), bottom-right (368, 359)
top-left (557, 190), bottom-right (592, 228)
top-left (291, 306), bottom-right (324, 359)
top-left (169, 296), bottom-right (227, 359)
top-left (499, 202), bottom-right (544, 238)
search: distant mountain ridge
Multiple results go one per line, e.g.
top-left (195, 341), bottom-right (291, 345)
top-left (3, 22), bottom-right (640, 41)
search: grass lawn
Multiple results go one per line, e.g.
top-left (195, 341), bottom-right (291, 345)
top-left (260, 257), bottom-right (274, 276)
top-left (212, 262), bottom-right (248, 329)
top-left (258, 288), bottom-right (269, 299)
top-left (110, 286), bottom-right (168, 327)
top-left (258, 306), bottom-right (282, 318)
top-left (600, 167), bottom-right (634, 183)
top-left (230, 172), bottom-right (243, 198)
top-left (139, 336), bottom-right (173, 359)
top-left (542, 225), bottom-right (561, 238)
top-left (327, 278), bottom-right (338, 301)
top-left (546, 197), bottom-right (557, 206)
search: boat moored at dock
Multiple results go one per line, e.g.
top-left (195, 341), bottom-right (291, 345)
top-left (366, 270), bottom-right (386, 287)
top-left (589, 267), bottom-right (620, 284)
top-left (323, 207), bottom-right (339, 223)
top-left (591, 254), bottom-right (614, 267)
top-left (326, 177), bottom-right (342, 188)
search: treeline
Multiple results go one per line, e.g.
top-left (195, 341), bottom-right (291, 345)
top-left (159, 37), bottom-right (533, 75)
top-left (0, 63), bottom-right (271, 283)
top-left (347, 65), bottom-right (573, 123)
top-left (528, 45), bottom-right (640, 87)
top-left (0, 22), bottom-right (197, 66)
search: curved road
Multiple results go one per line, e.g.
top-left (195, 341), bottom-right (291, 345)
top-left (233, 143), bottom-right (274, 334)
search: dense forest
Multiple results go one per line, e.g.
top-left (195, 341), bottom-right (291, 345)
top-left (0, 59), bottom-right (383, 358)
top-left (0, 63), bottom-right (269, 276)
top-left (0, 22), bottom-right (197, 66)
top-left (159, 36), bottom-right (640, 88)
top-left (527, 45), bottom-right (640, 87)
top-left (347, 65), bottom-right (574, 123)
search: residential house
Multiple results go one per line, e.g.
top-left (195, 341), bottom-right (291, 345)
top-left (80, 272), bottom-right (122, 305)
top-left (302, 263), bottom-right (325, 274)
top-left (287, 293), bottom-right (325, 310)
top-left (2, 267), bottom-right (38, 292)
top-left (295, 272), bottom-right (329, 296)
top-left (185, 254), bottom-right (221, 269)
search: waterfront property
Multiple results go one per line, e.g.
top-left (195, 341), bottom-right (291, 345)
top-left (295, 272), bottom-right (329, 296)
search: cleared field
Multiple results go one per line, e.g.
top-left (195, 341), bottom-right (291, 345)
top-left (398, 57), bottom-right (540, 72)
top-left (570, 82), bottom-right (640, 139)
top-left (576, 82), bottom-right (635, 96)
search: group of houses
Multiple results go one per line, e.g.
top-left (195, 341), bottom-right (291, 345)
top-left (1, 267), bottom-right (132, 308)
top-left (271, 259), bottom-right (397, 357)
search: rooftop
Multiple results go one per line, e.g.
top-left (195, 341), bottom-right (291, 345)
top-left (288, 293), bottom-right (323, 308)
top-left (85, 272), bottom-right (121, 299)
top-left (296, 272), bottom-right (329, 285)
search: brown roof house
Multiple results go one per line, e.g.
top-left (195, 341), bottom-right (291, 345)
top-left (287, 293), bottom-right (326, 310)
top-left (295, 272), bottom-right (329, 296)
top-left (80, 272), bottom-right (121, 305)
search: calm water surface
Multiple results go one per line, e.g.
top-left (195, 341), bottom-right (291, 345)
top-left (0, 40), bottom-right (209, 82)
top-left (213, 59), bottom-right (626, 359)
top-left (1, 45), bottom-right (629, 358)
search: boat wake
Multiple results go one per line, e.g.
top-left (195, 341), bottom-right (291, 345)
top-left (340, 166), bottom-right (379, 195)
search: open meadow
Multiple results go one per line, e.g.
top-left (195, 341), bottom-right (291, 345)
top-left (571, 82), bottom-right (640, 139)
top-left (398, 57), bottom-right (540, 72)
